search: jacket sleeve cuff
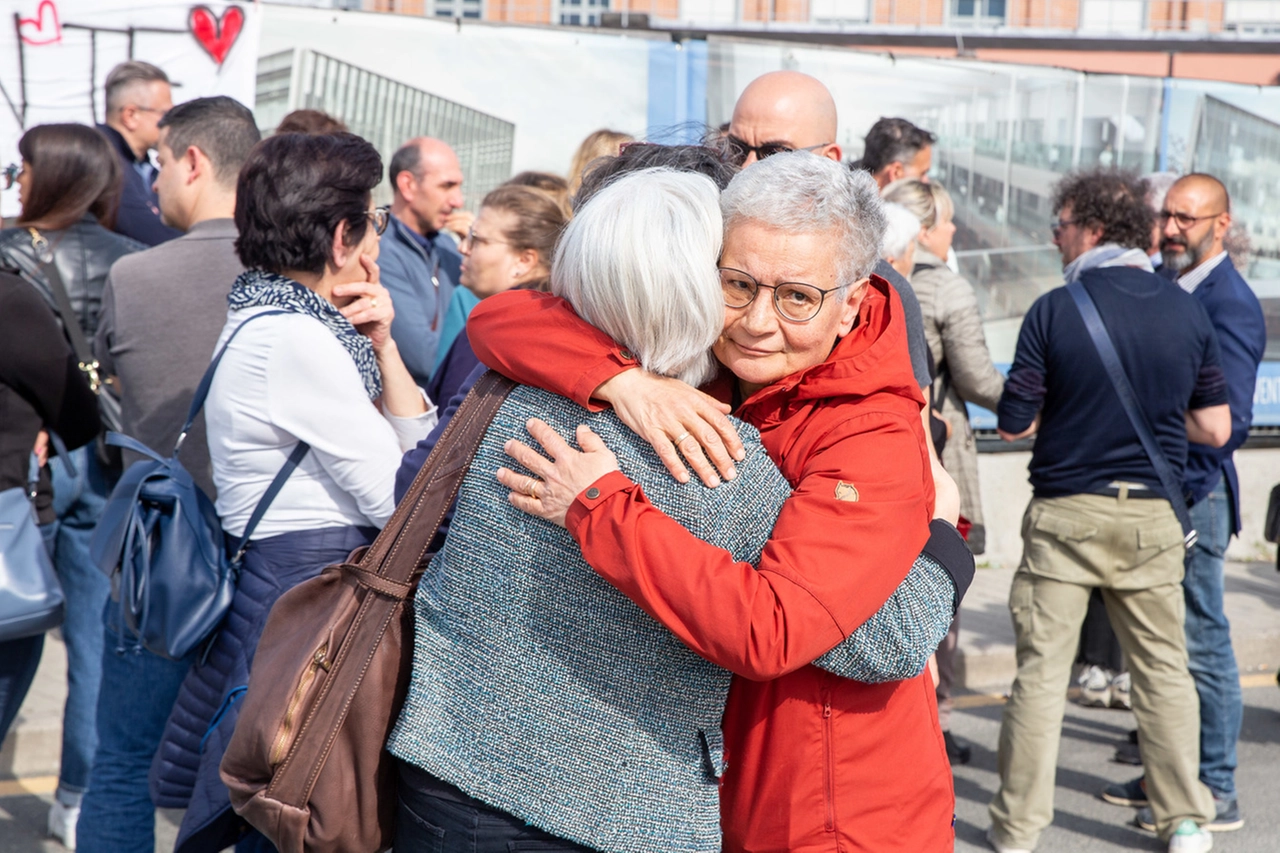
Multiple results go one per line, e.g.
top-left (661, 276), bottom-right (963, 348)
top-left (924, 519), bottom-right (976, 613)
top-left (571, 350), bottom-right (640, 412)
top-left (565, 471), bottom-right (636, 534)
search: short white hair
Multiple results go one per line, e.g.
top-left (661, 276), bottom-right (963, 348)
top-left (881, 202), bottom-right (920, 260)
top-left (720, 151), bottom-right (886, 288)
top-left (552, 168), bottom-right (723, 387)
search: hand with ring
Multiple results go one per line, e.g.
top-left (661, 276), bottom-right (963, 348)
top-left (497, 418), bottom-right (621, 528)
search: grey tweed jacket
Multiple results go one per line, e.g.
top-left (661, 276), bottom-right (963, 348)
top-left (389, 385), bottom-right (955, 852)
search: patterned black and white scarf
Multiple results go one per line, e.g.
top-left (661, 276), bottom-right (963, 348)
top-left (228, 269), bottom-right (383, 400)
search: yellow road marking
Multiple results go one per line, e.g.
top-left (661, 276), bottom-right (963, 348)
top-left (0, 775), bottom-right (57, 797)
top-left (954, 671), bottom-right (1277, 709)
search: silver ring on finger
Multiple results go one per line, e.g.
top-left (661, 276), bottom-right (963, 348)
top-left (674, 431), bottom-right (692, 448)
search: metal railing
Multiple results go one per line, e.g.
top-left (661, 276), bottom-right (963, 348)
top-left (255, 49), bottom-right (515, 209)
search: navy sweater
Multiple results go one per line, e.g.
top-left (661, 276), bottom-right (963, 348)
top-left (999, 266), bottom-right (1228, 501)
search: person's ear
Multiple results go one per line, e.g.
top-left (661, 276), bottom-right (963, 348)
top-left (119, 104), bottom-right (140, 132)
top-left (184, 146), bottom-right (204, 186)
top-left (514, 247), bottom-right (540, 279)
top-left (837, 278), bottom-right (870, 336)
top-left (887, 161), bottom-right (906, 184)
top-left (1083, 221), bottom-right (1106, 251)
top-left (1213, 209), bottom-right (1232, 242)
top-left (394, 169), bottom-right (416, 201)
top-left (822, 143), bottom-right (842, 163)
top-left (330, 219), bottom-right (352, 271)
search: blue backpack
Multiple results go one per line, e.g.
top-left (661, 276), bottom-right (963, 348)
top-left (90, 310), bottom-right (309, 660)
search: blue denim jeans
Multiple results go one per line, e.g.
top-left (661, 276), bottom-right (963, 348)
top-left (76, 637), bottom-right (193, 853)
top-left (1184, 478), bottom-right (1241, 799)
top-left (48, 445), bottom-right (114, 802)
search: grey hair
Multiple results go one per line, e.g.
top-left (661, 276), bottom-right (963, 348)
top-left (551, 168), bottom-right (723, 387)
top-left (720, 151), bottom-right (885, 289)
top-left (881, 202), bottom-right (921, 260)
top-left (104, 61), bottom-right (169, 113)
top-left (1144, 171), bottom-right (1179, 212)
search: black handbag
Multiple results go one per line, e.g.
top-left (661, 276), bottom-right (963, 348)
top-left (89, 310), bottom-right (309, 659)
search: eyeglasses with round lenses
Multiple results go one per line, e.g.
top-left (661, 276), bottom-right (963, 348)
top-left (366, 206), bottom-right (390, 236)
top-left (718, 267), bottom-right (843, 323)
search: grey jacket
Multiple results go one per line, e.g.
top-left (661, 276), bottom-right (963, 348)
top-left (912, 248), bottom-right (1005, 541)
top-left (389, 385), bottom-right (957, 853)
top-left (95, 218), bottom-right (244, 496)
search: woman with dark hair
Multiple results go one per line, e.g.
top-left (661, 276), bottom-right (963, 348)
top-left (149, 132), bottom-right (437, 853)
top-left (0, 122), bottom-right (142, 845)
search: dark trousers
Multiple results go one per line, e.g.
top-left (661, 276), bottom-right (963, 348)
top-left (1077, 588), bottom-right (1124, 672)
top-left (395, 760), bottom-right (594, 853)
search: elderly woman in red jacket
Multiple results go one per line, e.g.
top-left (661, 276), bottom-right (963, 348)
top-left (479, 152), bottom-right (958, 852)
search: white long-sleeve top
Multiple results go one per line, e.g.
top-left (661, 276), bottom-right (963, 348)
top-left (207, 307), bottom-right (437, 538)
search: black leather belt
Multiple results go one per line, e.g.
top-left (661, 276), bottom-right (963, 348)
top-left (1093, 484), bottom-right (1161, 499)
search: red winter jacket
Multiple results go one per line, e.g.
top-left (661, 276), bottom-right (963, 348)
top-left (469, 277), bottom-right (955, 852)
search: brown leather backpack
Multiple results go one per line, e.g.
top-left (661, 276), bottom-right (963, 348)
top-left (220, 371), bottom-right (516, 853)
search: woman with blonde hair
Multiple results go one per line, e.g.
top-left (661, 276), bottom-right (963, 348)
top-left (566, 129), bottom-right (633, 194)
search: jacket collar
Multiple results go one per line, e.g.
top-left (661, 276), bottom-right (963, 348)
top-left (97, 123), bottom-right (147, 165)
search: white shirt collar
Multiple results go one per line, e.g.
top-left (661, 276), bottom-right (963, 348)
top-left (1177, 251), bottom-right (1229, 294)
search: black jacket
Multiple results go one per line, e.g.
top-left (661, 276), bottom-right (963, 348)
top-left (0, 215), bottom-right (144, 339)
top-left (0, 272), bottom-right (99, 522)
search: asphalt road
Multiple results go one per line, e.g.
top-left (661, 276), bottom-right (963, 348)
top-left (2, 682), bottom-right (1277, 852)
top-left (952, 679), bottom-right (1280, 852)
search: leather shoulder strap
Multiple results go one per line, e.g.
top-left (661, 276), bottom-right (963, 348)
top-left (1066, 280), bottom-right (1196, 547)
top-left (361, 370), bottom-right (517, 582)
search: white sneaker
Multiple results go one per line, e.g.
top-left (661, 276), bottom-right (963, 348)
top-left (47, 800), bottom-right (79, 850)
top-left (1110, 671), bottom-right (1132, 710)
top-left (986, 827), bottom-right (1033, 853)
top-left (1077, 664), bottom-right (1113, 707)
top-left (1167, 819), bottom-right (1213, 853)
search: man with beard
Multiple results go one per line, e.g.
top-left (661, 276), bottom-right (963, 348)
top-left (1104, 173), bottom-right (1265, 834)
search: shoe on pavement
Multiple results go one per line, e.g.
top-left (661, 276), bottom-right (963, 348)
top-left (47, 800), bottom-right (79, 851)
top-left (1204, 796), bottom-right (1244, 832)
top-left (1109, 671), bottom-right (1132, 710)
top-left (944, 730), bottom-right (972, 766)
top-left (986, 827), bottom-right (1033, 853)
top-left (1113, 741), bottom-right (1142, 766)
top-left (1138, 797), bottom-right (1244, 834)
top-left (1101, 776), bottom-right (1148, 807)
top-left (1166, 819), bottom-right (1212, 852)
top-left (1076, 665), bottom-right (1113, 707)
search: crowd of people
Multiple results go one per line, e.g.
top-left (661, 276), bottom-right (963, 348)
top-left (0, 54), bottom-right (1265, 853)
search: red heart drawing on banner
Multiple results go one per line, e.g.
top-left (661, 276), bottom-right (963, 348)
top-left (189, 5), bottom-right (244, 66)
top-left (19, 0), bottom-right (63, 46)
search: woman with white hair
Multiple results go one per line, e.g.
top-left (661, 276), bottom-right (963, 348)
top-left (388, 163), bottom-right (964, 853)
top-left (472, 152), bottom-right (967, 852)
top-left (882, 200), bottom-right (923, 279)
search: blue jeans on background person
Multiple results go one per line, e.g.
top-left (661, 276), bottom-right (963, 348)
top-left (0, 523), bottom-right (58, 745)
top-left (1184, 477), bottom-right (1242, 801)
top-left (76, 635), bottom-right (194, 853)
top-left (48, 445), bottom-right (114, 808)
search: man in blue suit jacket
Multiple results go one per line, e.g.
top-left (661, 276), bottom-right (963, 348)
top-left (1123, 173), bottom-right (1266, 832)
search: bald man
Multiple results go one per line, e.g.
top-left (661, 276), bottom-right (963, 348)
top-left (726, 71), bottom-right (933, 391)
top-left (380, 137), bottom-right (469, 388)
top-left (1108, 173), bottom-right (1264, 833)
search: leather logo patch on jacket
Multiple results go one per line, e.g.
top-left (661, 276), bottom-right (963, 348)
top-left (834, 481), bottom-right (859, 502)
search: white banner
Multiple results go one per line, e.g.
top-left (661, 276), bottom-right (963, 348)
top-left (1, 0), bottom-right (261, 217)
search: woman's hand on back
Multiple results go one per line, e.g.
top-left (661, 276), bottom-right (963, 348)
top-left (498, 418), bottom-right (621, 528)
top-left (335, 255), bottom-right (395, 352)
top-left (594, 370), bottom-right (744, 488)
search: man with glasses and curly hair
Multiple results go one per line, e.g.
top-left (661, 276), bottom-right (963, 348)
top-left (988, 169), bottom-right (1230, 853)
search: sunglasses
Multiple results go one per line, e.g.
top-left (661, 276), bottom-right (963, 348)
top-left (724, 135), bottom-right (831, 165)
